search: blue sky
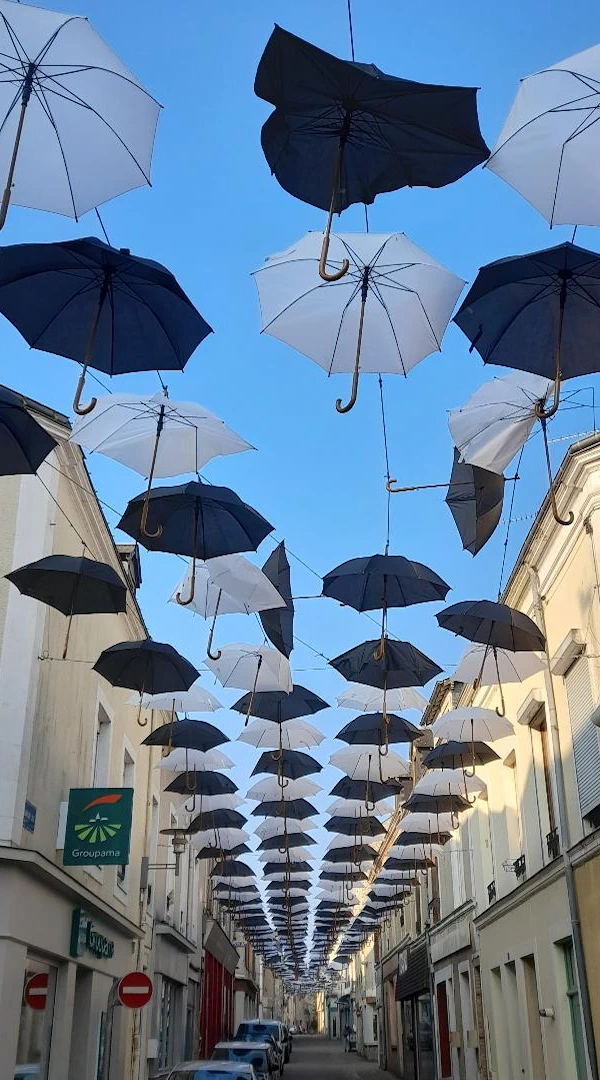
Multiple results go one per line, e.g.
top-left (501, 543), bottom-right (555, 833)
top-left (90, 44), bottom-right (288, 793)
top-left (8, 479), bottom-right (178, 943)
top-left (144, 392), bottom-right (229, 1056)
top-left (4, 0), bottom-right (600, 912)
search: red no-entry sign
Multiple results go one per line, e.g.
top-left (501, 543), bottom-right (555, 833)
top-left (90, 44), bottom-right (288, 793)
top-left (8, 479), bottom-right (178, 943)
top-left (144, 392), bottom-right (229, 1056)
top-left (117, 971), bottom-right (153, 1009)
top-left (24, 973), bottom-right (48, 1011)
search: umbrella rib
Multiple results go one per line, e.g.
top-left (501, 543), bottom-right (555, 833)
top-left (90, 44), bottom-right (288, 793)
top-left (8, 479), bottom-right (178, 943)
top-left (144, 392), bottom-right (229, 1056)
top-left (27, 277), bottom-right (103, 351)
top-left (112, 277), bottom-right (184, 363)
top-left (487, 87), bottom-right (600, 167)
top-left (260, 279), bottom-right (354, 335)
top-left (476, 283), bottom-right (560, 358)
top-left (32, 78), bottom-right (78, 218)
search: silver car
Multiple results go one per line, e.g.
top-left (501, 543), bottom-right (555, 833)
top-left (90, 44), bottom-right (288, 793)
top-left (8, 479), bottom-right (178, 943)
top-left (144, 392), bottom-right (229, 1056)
top-left (212, 1041), bottom-right (280, 1080)
top-left (166, 1062), bottom-right (257, 1080)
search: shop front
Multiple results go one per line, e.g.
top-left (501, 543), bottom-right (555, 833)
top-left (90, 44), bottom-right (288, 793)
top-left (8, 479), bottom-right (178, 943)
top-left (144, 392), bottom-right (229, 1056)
top-left (0, 857), bottom-right (143, 1080)
top-left (198, 918), bottom-right (238, 1057)
top-left (429, 902), bottom-right (483, 1080)
top-left (150, 922), bottom-right (196, 1077)
top-left (395, 936), bottom-right (435, 1080)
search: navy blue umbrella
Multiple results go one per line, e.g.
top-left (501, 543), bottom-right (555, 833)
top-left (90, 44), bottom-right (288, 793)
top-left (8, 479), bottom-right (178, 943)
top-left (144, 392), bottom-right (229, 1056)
top-left (232, 684), bottom-right (328, 723)
top-left (260, 541), bottom-right (294, 658)
top-left (0, 238), bottom-right (212, 414)
top-left (185, 806), bottom-right (245, 831)
top-left (195, 843), bottom-right (249, 860)
top-left (94, 639), bottom-right (198, 697)
top-left (325, 815), bottom-right (386, 838)
top-left (142, 718), bottom-right (228, 752)
top-left (336, 712), bottom-right (421, 746)
top-left (445, 450), bottom-right (505, 556)
top-left (258, 833), bottom-right (316, 851)
top-left (255, 26), bottom-right (488, 282)
top-left (0, 385), bottom-right (56, 474)
top-left (251, 798), bottom-right (317, 820)
top-left (251, 749), bottom-right (322, 780)
top-left (330, 637), bottom-right (442, 689)
top-left (164, 771), bottom-right (237, 797)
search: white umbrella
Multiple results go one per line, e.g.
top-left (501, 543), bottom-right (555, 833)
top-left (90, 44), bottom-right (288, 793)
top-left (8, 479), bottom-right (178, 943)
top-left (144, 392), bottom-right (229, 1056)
top-left (190, 828), bottom-right (249, 850)
top-left (327, 834), bottom-right (378, 851)
top-left (127, 682), bottom-right (223, 714)
top-left (336, 685), bottom-right (427, 713)
top-left (412, 769), bottom-right (486, 797)
top-left (369, 883), bottom-right (410, 896)
top-left (326, 797), bottom-right (394, 817)
top-left (175, 793), bottom-right (244, 813)
top-left (448, 372), bottom-right (553, 475)
top-left (454, 644), bottom-right (544, 686)
top-left (330, 747), bottom-right (411, 782)
top-left (246, 777), bottom-right (321, 801)
top-left (206, 644), bottom-right (292, 720)
top-left (253, 231), bottom-right (464, 412)
top-left (71, 391), bottom-right (251, 474)
top-left (431, 707), bottom-right (513, 743)
top-left (156, 747), bottom-right (235, 772)
top-left (398, 812), bottom-right (456, 834)
top-left (266, 869), bottom-right (312, 881)
top-left (0, 1), bottom-right (161, 227)
top-left (485, 43), bottom-right (600, 226)
top-left (258, 848), bottom-right (311, 863)
top-left (376, 868), bottom-right (419, 881)
top-left (238, 719), bottom-right (324, 750)
top-left (254, 818), bottom-right (317, 840)
top-left (387, 843), bottom-right (442, 862)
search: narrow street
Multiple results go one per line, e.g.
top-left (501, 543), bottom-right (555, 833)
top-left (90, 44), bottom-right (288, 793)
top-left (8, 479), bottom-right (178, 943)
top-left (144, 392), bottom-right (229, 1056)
top-left (285, 1037), bottom-right (394, 1080)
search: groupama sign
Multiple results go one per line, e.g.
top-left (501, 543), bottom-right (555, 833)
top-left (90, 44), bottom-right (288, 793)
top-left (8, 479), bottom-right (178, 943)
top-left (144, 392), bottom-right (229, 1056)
top-left (63, 788), bottom-right (134, 867)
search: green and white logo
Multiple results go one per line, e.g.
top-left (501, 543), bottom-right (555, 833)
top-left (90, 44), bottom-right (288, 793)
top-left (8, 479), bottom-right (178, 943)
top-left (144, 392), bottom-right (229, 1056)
top-left (63, 788), bottom-right (133, 867)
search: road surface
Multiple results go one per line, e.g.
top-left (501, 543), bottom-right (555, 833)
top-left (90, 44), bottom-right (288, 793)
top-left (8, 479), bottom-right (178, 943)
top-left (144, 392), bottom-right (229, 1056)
top-left (285, 1037), bottom-right (394, 1080)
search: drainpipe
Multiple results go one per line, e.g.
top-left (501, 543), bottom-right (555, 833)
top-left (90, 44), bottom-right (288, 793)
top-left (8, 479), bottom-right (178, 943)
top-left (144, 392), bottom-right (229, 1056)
top-left (527, 563), bottom-right (599, 1080)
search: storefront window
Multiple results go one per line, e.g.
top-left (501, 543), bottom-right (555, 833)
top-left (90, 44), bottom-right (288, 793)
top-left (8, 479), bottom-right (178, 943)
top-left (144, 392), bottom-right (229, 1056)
top-left (16, 958), bottom-right (56, 1080)
top-left (417, 995), bottom-right (435, 1080)
top-left (158, 978), bottom-right (176, 1068)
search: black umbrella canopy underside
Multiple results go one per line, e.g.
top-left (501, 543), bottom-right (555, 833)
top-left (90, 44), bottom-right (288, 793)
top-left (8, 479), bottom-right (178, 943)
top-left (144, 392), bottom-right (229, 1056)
top-left (260, 541), bottom-right (294, 658)
top-left (336, 711), bottom-right (421, 745)
top-left (142, 718), bottom-right (228, 751)
top-left (185, 807), bottom-right (245, 831)
top-left (324, 815), bottom-right (386, 837)
top-left (330, 637), bottom-right (442, 688)
top-left (322, 553), bottom-right (450, 611)
top-left (255, 26), bottom-right (489, 212)
top-left (93, 639), bottom-right (199, 694)
top-left (232, 684), bottom-right (328, 722)
top-left (422, 740), bottom-right (500, 769)
top-left (251, 748), bottom-right (322, 780)
top-left (257, 833), bottom-right (316, 851)
top-left (6, 554), bottom-right (127, 615)
top-left (0, 384), bottom-right (57, 475)
top-left (250, 797), bottom-right (318, 820)
top-left (165, 771), bottom-right (238, 797)
top-left (329, 775), bottom-right (402, 802)
top-left (445, 450), bottom-right (505, 556)
top-left (436, 599), bottom-right (545, 652)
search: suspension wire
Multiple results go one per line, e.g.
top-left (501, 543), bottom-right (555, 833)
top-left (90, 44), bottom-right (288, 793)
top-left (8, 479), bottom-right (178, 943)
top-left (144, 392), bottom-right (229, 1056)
top-left (571, 225), bottom-right (578, 243)
top-left (497, 446), bottom-right (524, 598)
top-left (95, 208), bottom-right (110, 245)
top-left (364, 205), bottom-right (369, 232)
top-left (346, 0), bottom-right (356, 60)
top-left (379, 376), bottom-right (391, 554)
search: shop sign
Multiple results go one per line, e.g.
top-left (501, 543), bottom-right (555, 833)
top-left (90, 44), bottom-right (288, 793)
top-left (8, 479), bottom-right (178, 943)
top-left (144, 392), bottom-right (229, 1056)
top-left (70, 907), bottom-right (115, 960)
top-left (63, 787), bottom-right (133, 866)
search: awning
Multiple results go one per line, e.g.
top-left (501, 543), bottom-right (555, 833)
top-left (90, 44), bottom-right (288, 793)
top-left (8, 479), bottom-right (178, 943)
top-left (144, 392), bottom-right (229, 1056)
top-left (395, 939), bottom-right (429, 1001)
top-left (204, 918), bottom-right (239, 975)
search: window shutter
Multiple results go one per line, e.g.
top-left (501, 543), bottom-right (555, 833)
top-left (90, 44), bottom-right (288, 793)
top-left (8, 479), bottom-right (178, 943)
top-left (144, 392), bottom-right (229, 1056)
top-left (565, 658), bottom-right (600, 817)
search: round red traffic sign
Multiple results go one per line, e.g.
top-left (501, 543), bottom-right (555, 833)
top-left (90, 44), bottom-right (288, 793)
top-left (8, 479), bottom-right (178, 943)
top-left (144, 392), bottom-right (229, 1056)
top-left (24, 973), bottom-right (48, 1011)
top-left (117, 971), bottom-right (153, 1009)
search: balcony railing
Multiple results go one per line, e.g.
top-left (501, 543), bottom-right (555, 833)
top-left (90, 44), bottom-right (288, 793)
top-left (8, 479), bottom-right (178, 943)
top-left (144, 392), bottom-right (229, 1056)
top-left (487, 880), bottom-right (496, 904)
top-left (547, 827), bottom-right (560, 860)
top-left (514, 855), bottom-right (526, 879)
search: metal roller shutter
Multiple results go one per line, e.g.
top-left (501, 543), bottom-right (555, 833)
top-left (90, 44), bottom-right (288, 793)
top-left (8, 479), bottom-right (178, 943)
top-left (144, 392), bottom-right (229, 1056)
top-left (564, 658), bottom-right (600, 818)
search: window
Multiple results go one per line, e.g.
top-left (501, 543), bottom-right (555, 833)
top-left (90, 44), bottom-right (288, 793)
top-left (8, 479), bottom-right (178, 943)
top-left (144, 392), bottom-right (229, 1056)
top-left (565, 658), bottom-right (600, 819)
top-left (562, 942), bottom-right (587, 1080)
top-left (372, 1011), bottom-right (378, 1041)
top-left (16, 958), bottom-right (56, 1079)
top-left (117, 747), bottom-right (135, 888)
top-left (91, 703), bottom-right (111, 786)
top-left (436, 982), bottom-right (452, 1078)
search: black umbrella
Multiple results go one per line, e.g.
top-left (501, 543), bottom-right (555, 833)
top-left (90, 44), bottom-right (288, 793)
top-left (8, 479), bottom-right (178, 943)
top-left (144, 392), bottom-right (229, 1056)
top-left (445, 450), bottom-right (505, 556)
top-left (422, 740), bottom-right (500, 770)
top-left (325, 815), bottom-right (386, 838)
top-left (267, 879), bottom-right (311, 892)
top-left (323, 553), bottom-right (449, 612)
top-left (260, 541), bottom-right (294, 657)
top-left (211, 859), bottom-right (254, 878)
top-left (251, 749), bottom-right (322, 781)
top-left (330, 638), bottom-right (442, 690)
top-left (117, 480), bottom-right (273, 576)
top-left (454, 241), bottom-right (600, 525)
top-left (329, 775), bottom-right (401, 806)
top-left (323, 844), bottom-right (376, 864)
top-left (0, 238), bottom-right (211, 415)
top-left (251, 798), bottom-right (317, 820)
top-left (186, 807), bottom-right (246, 832)
top-left (142, 718), bottom-right (228, 752)
top-left (383, 856), bottom-right (432, 872)
top-left (336, 712), bottom-right (421, 746)
top-left (7, 553), bottom-right (127, 659)
top-left (436, 599), bottom-right (544, 713)
top-left (257, 833), bottom-right (316, 851)
top-left (93, 640), bottom-right (199, 717)
top-left (402, 791), bottom-right (471, 823)
top-left (232, 684), bottom-right (328, 723)
top-left (165, 772), bottom-right (237, 797)
top-left (394, 830), bottom-right (451, 846)
top-left (263, 861), bottom-right (313, 876)
top-left (196, 843), bottom-right (249, 860)
top-left (214, 883), bottom-right (257, 896)
top-left (320, 869), bottom-right (367, 882)
top-left (255, 26), bottom-right (488, 282)
top-left (0, 385), bottom-right (57, 475)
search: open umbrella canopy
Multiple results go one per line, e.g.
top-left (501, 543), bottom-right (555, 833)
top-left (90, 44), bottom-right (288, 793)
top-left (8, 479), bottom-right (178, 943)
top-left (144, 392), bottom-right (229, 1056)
top-left (246, 777), bottom-right (321, 802)
top-left (128, 682), bottom-right (223, 713)
top-left (264, 861), bottom-right (313, 876)
top-left (402, 791), bottom-right (471, 814)
top-left (322, 553), bottom-right (450, 610)
top-left (258, 833), bottom-right (316, 851)
top-left (194, 841), bottom-right (250, 859)
top-left (255, 26), bottom-right (488, 213)
top-left (232, 684), bottom-right (328, 723)
top-left (70, 391), bottom-right (251, 475)
top-left (258, 847), bottom-right (312, 863)
top-left (251, 798), bottom-right (317, 820)
top-left (206, 644), bottom-right (292, 694)
top-left (331, 638), bottom-right (442, 688)
top-left (238, 718), bottom-right (324, 751)
top-left (437, 600), bottom-right (545, 652)
top-left (336, 712), bottom-right (421, 746)
top-left (186, 808), bottom-right (246, 833)
top-left (453, 645), bottom-right (544, 686)
top-left (260, 541), bottom-right (294, 658)
top-left (252, 748), bottom-right (322, 780)
top-left (6, 554), bottom-right (126, 615)
top-left (254, 817), bottom-right (317, 839)
top-left (337, 684), bottom-right (427, 713)
top-left (485, 42), bottom-right (600, 227)
top-left (431, 707), bottom-right (513, 742)
top-left (324, 816), bottom-right (386, 838)
top-left (330, 747), bottom-right (410, 781)
top-left (383, 856), bottom-right (432, 871)
top-left (156, 747), bottom-right (234, 772)
top-left (170, 554), bottom-right (285, 618)
top-left (448, 373), bottom-right (553, 476)
top-left (322, 844), bottom-right (377, 864)
top-left (211, 859), bottom-right (254, 878)
top-left (0, 238), bottom-right (211, 414)
top-left (329, 776), bottom-right (401, 802)
top-left (164, 771), bottom-right (237, 797)
top-left (0, 1), bottom-right (161, 222)
top-left (94, 639), bottom-right (199, 694)
top-left (118, 481), bottom-right (273, 559)
top-left (173, 793), bottom-right (244, 813)
top-left (445, 449), bottom-right (505, 555)
top-left (422, 740), bottom-right (500, 770)
top-left (412, 769), bottom-right (486, 797)
top-left (320, 868), bottom-right (367, 882)
top-left (142, 718), bottom-right (228, 752)
top-left (327, 797), bottom-right (394, 816)
top-left (0, 385), bottom-right (57, 475)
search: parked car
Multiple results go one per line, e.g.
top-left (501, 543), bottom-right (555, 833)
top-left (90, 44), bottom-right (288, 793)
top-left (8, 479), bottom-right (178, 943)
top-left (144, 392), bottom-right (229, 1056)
top-left (14, 1068), bottom-right (40, 1080)
top-left (281, 1026), bottom-right (292, 1062)
top-left (212, 1042), bottom-right (280, 1080)
top-left (167, 1063), bottom-right (257, 1080)
top-left (234, 1021), bottom-right (286, 1073)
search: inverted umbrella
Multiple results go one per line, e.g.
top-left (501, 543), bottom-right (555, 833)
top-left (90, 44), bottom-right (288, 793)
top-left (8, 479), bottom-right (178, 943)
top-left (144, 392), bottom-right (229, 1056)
top-left (336, 712), bottom-right (421, 746)
top-left (260, 541), bottom-right (294, 657)
top-left (485, 42), bottom-right (600, 227)
top-left (255, 26), bottom-right (488, 282)
top-left (142, 718), bottom-right (228, 752)
top-left (0, 238), bottom-right (210, 415)
top-left (0, 0), bottom-right (161, 227)
top-left (445, 449), bottom-right (505, 556)
top-left (238, 718), bottom-right (324, 751)
top-left (206, 644), bottom-right (292, 721)
top-left (337, 684), bottom-right (427, 713)
top-left (253, 231), bottom-right (464, 412)
top-left (453, 242), bottom-right (600, 522)
top-left (0, 385), bottom-right (57, 475)
top-left (93, 640), bottom-right (198, 720)
top-left (232, 684), bottom-right (328, 723)
top-left (6, 553), bottom-right (126, 658)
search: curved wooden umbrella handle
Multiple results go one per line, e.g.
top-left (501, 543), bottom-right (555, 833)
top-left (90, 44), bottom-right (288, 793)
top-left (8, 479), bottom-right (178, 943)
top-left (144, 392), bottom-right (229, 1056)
top-left (319, 147), bottom-right (349, 283)
top-left (73, 368), bottom-right (97, 416)
top-left (206, 589), bottom-right (222, 657)
top-left (336, 279), bottom-right (368, 414)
